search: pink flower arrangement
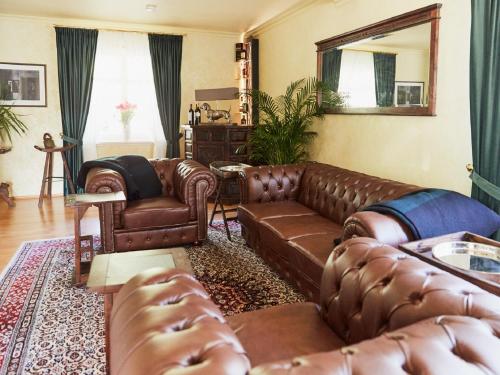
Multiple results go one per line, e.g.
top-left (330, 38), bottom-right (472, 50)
top-left (115, 100), bottom-right (137, 128)
top-left (115, 101), bottom-right (137, 112)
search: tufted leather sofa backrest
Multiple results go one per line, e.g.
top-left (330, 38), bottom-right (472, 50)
top-left (149, 158), bottom-right (183, 197)
top-left (250, 315), bottom-right (500, 375)
top-left (320, 238), bottom-right (500, 345)
top-left (298, 163), bottom-right (421, 225)
top-left (241, 164), bottom-right (307, 203)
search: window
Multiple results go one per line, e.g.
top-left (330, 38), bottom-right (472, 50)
top-left (83, 31), bottom-right (166, 161)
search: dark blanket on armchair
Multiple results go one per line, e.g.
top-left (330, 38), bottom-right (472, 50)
top-left (365, 189), bottom-right (500, 239)
top-left (77, 155), bottom-right (163, 201)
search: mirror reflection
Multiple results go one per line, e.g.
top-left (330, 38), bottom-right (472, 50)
top-left (322, 23), bottom-right (431, 109)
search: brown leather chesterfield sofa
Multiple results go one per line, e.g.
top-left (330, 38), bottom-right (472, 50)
top-left (109, 238), bottom-right (500, 375)
top-left (85, 158), bottom-right (216, 252)
top-left (238, 162), bottom-right (422, 300)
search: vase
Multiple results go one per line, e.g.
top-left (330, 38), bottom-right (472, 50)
top-left (123, 123), bottom-right (131, 141)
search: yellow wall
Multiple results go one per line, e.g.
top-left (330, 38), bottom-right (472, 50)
top-left (252, 0), bottom-right (472, 194)
top-left (0, 14), bottom-right (239, 196)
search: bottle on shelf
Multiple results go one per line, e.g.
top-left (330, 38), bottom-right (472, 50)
top-left (188, 104), bottom-right (194, 125)
top-left (194, 104), bottom-right (201, 125)
top-left (241, 114), bottom-right (246, 125)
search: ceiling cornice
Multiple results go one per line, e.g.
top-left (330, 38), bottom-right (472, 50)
top-left (244, 0), bottom-right (320, 37)
top-left (0, 12), bottom-right (241, 38)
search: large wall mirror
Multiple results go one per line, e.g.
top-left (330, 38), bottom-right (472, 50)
top-left (317, 4), bottom-right (441, 116)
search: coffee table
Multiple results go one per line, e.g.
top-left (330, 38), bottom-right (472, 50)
top-left (399, 231), bottom-right (500, 296)
top-left (87, 247), bottom-right (192, 373)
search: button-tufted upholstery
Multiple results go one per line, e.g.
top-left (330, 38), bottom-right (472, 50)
top-left (85, 158), bottom-right (217, 252)
top-left (238, 162), bottom-right (423, 301)
top-left (250, 315), bottom-right (500, 375)
top-left (109, 239), bottom-right (500, 375)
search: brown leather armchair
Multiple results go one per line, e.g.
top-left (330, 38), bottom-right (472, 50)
top-left (109, 238), bottom-right (500, 374)
top-left (85, 158), bottom-right (217, 252)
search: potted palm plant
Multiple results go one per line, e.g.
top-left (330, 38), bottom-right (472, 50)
top-left (0, 88), bottom-right (28, 151)
top-left (243, 77), bottom-right (343, 165)
top-left (0, 105), bottom-right (28, 151)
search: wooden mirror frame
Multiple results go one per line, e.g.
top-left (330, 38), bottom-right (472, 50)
top-left (316, 4), bottom-right (441, 116)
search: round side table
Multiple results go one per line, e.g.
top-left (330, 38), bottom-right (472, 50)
top-left (209, 161), bottom-right (251, 241)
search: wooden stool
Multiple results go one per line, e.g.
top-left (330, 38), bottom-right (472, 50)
top-left (34, 144), bottom-right (76, 208)
top-left (209, 161), bottom-right (250, 241)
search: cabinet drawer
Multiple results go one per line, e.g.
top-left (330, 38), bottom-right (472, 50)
top-left (230, 130), bottom-right (249, 142)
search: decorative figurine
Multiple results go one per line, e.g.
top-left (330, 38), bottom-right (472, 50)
top-left (200, 103), bottom-right (231, 123)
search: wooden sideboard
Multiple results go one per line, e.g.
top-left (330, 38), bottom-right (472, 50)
top-left (182, 124), bottom-right (253, 202)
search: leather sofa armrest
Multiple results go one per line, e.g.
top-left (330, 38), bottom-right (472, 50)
top-left (342, 211), bottom-right (413, 247)
top-left (174, 160), bottom-right (217, 239)
top-left (239, 164), bottom-right (306, 204)
top-left (85, 167), bottom-right (127, 228)
top-left (250, 316), bottom-right (500, 375)
top-left (110, 268), bottom-right (250, 375)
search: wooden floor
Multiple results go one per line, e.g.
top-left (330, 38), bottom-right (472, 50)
top-left (0, 196), bottom-right (233, 273)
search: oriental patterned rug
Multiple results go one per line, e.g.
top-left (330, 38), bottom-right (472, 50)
top-left (0, 221), bottom-right (304, 374)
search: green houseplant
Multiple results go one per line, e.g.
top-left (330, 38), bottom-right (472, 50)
top-left (243, 77), bottom-right (343, 165)
top-left (0, 105), bottom-right (28, 149)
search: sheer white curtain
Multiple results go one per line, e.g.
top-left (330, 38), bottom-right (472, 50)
top-left (83, 30), bottom-right (166, 161)
top-left (338, 49), bottom-right (377, 107)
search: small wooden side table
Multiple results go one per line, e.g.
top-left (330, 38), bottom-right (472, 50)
top-left (209, 161), bottom-right (251, 240)
top-left (65, 191), bottom-right (126, 285)
top-left (399, 231), bottom-right (500, 296)
top-left (87, 248), bottom-right (192, 374)
top-left (35, 144), bottom-right (76, 208)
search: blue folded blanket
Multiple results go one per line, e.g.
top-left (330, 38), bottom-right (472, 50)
top-left (364, 189), bottom-right (500, 239)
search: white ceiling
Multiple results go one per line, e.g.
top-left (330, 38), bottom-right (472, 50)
top-left (0, 0), bottom-right (307, 33)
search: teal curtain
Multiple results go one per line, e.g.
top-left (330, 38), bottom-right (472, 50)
top-left (470, 0), bottom-right (500, 239)
top-left (148, 34), bottom-right (183, 158)
top-left (55, 27), bottom-right (98, 194)
top-left (322, 49), bottom-right (342, 92)
top-left (373, 52), bottom-right (396, 107)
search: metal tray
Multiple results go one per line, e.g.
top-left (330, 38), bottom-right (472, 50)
top-left (432, 241), bottom-right (500, 274)
top-left (219, 165), bottom-right (249, 172)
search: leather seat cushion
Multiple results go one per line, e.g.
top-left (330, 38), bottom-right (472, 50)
top-left (227, 302), bottom-right (345, 366)
top-left (260, 214), bottom-right (343, 240)
top-left (288, 233), bottom-right (340, 286)
top-left (122, 197), bottom-right (190, 229)
top-left (238, 201), bottom-right (317, 222)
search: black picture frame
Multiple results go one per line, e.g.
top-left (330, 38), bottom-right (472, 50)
top-left (0, 62), bottom-right (47, 107)
top-left (394, 81), bottom-right (425, 107)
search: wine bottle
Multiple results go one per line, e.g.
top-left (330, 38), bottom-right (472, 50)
top-left (195, 104), bottom-right (201, 125)
top-left (188, 104), bottom-right (194, 125)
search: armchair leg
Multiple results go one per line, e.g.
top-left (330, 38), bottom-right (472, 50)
top-left (193, 241), bottom-right (202, 246)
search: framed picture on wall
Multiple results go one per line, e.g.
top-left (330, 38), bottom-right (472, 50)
top-left (394, 81), bottom-right (424, 107)
top-left (0, 62), bottom-right (47, 107)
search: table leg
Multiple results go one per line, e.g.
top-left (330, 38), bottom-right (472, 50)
top-left (219, 198), bottom-right (232, 241)
top-left (74, 206), bottom-right (82, 284)
top-left (104, 293), bottom-right (113, 375)
top-left (209, 179), bottom-right (222, 225)
top-left (101, 202), bottom-right (115, 253)
top-left (38, 153), bottom-right (50, 208)
top-left (61, 151), bottom-right (76, 194)
top-left (47, 152), bottom-right (53, 199)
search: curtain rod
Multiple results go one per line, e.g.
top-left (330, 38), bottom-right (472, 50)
top-left (340, 47), bottom-right (398, 55)
top-left (53, 24), bottom-right (187, 36)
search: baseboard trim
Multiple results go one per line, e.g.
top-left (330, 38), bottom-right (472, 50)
top-left (14, 194), bottom-right (64, 200)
